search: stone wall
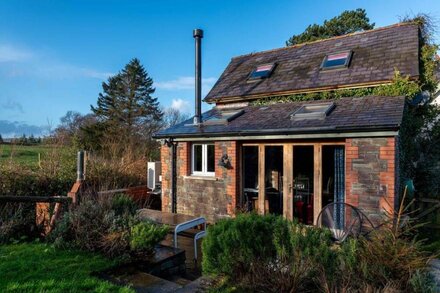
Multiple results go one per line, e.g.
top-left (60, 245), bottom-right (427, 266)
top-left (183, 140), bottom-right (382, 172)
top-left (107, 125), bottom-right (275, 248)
top-left (345, 137), bottom-right (398, 223)
top-left (161, 137), bottom-right (399, 224)
top-left (161, 141), bottom-right (238, 222)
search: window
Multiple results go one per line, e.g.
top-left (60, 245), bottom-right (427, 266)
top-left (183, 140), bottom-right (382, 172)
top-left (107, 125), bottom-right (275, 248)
top-left (192, 143), bottom-right (215, 176)
top-left (291, 102), bottom-right (335, 120)
top-left (321, 51), bottom-right (352, 70)
top-left (203, 109), bottom-right (245, 125)
top-left (248, 63), bottom-right (276, 81)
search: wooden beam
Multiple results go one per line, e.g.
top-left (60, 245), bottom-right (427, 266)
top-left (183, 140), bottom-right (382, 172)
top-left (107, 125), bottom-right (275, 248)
top-left (313, 144), bottom-right (322, 225)
top-left (258, 144), bottom-right (266, 215)
top-left (283, 144), bottom-right (293, 220)
top-left (0, 196), bottom-right (72, 203)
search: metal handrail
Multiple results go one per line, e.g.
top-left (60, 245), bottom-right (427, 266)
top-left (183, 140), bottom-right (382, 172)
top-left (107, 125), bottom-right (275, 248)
top-left (173, 217), bottom-right (206, 248)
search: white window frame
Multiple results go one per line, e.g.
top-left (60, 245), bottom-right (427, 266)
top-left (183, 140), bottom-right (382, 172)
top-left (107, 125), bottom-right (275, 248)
top-left (191, 143), bottom-right (215, 176)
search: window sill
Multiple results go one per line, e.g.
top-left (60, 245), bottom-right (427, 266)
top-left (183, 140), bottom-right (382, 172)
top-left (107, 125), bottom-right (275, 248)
top-left (183, 175), bottom-right (220, 181)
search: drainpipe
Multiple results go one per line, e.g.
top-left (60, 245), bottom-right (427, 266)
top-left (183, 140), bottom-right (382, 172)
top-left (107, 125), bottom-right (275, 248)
top-left (167, 139), bottom-right (178, 213)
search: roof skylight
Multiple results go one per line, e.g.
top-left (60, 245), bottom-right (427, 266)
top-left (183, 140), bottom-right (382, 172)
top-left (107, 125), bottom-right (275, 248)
top-left (248, 63), bottom-right (276, 81)
top-left (321, 51), bottom-right (352, 70)
top-left (203, 109), bottom-right (245, 125)
top-left (291, 102), bottom-right (335, 120)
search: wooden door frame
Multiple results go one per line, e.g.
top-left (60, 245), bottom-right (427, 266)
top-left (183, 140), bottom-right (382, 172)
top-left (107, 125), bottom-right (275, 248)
top-left (241, 141), bottom-right (345, 222)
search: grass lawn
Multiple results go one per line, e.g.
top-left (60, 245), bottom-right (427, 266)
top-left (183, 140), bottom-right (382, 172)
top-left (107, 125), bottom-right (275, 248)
top-left (0, 144), bottom-right (74, 170)
top-left (0, 144), bottom-right (51, 168)
top-left (0, 242), bottom-right (133, 292)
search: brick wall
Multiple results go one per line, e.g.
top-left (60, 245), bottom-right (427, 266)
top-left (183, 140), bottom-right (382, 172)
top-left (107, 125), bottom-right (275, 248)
top-left (160, 141), bottom-right (239, 222)
top-left (345, 137), bottom-right (398, 223)
top-left (161, 146), bottom-right (171, 211)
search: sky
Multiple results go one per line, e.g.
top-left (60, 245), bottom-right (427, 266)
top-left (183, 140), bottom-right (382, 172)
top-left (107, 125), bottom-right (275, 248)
top-left (0, 0), bottom-right (439, 137)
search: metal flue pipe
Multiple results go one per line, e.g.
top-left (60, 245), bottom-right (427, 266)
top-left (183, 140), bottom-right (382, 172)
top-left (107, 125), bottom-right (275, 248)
top-left (193, 28), bottom-right (203, 125)
top-left (77, 150), bottom-right (85, 182)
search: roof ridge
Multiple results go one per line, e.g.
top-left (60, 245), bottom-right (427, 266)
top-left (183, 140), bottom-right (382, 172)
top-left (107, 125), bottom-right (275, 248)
top-left (231, 22), bottom-right (418, 60)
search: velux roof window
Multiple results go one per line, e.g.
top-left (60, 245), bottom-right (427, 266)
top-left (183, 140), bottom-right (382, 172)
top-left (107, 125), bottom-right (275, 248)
top-left (321, 51), bottom-right (352, 70)
top-left (204, 109), bottom-right (245, 125)
top-left (248, 63), bottom-right (276, 81)
top-left (291, 102), bottom-right (335, 120)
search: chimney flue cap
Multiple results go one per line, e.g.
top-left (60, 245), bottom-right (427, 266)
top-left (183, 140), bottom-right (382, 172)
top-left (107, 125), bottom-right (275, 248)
top-left (193, 28), bottom-right (203, 38)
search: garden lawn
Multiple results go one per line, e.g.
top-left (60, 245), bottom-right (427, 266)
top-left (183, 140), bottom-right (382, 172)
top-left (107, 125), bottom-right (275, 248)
top-left (0, 242), bottom-right (133, 292)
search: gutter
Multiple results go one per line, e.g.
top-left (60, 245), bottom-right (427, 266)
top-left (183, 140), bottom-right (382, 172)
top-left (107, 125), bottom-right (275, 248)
top-left (154, 124), bottom-right (400, 141)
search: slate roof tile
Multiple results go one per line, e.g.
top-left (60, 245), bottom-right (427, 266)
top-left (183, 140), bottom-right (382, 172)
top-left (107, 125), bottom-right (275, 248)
top-left (204, 23), bottom-right (419, 103)
top-left (155, 96), bottom-right (405, 139)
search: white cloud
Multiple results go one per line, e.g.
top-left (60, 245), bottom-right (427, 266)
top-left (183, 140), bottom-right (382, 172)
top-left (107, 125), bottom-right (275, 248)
top-left (156, 76), bottom-right (217, 94)
top-left (0, 44), bottom-right (33, 63)
top-left (0, 42), bottom-right (112, 80)
top-left (170, 98), bottom-right (192, 114)
top-left (35, 63), bottom-right (113, 80)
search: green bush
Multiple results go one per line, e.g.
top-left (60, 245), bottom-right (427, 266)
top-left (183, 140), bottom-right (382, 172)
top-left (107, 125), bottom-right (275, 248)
top-left (129, 221), bottom-right (168, 254)
top-left (111, 193), bottom-right (137, 216)
top-left (202, 213), bottom-right (280, 278)
top-left (0, 203), bottom-right (42, 243)
top-left (204, 213), bottom-right (435, 293)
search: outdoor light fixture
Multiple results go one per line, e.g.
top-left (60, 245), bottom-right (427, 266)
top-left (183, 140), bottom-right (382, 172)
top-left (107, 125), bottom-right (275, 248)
top-left (218, 154), bottom-right (232, 169)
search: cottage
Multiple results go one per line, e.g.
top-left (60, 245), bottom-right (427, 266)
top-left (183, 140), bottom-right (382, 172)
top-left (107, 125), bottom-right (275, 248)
top-left (155, 23), bottom-right (419, 223)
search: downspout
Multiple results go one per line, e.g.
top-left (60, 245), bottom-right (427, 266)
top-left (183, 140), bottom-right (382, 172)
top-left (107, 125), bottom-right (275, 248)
top-left (168, 139), bottom-right (178, 213)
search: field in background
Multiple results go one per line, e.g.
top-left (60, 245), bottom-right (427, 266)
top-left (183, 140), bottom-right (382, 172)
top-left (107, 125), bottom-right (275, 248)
top-left (0, 144), bottom-right (62, 168)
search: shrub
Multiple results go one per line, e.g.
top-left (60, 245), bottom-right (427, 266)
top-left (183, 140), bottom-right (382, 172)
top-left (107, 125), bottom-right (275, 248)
top-left (129, 221), bottom-right (168, 254)
top-left (202, 213), bottom-right (280, 279)
top-left (49, 194), bottom-right (130, 254)
top-left (204, 213), bottom-right (435, 293)
top-left (356, 229), bottom-right (433, 291)
top-left (49, 193), bottom-right (167, 259)
top-left (202, 213), bottom-right (333, 292)
top-left (111, 193), bottom-right (137, 216)
top-left (0, 203), bottom-right (43, 243)
top-left (248, 220), bottom-right (333, 292)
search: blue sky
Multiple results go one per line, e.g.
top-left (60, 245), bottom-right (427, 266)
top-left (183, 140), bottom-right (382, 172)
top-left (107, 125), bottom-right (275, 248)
top-left (0, 0), bottom-right (439, 137)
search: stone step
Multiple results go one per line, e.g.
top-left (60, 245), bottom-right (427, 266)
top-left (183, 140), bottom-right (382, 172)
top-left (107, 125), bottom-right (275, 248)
top-left (114, 271), bottom-right (182, 293)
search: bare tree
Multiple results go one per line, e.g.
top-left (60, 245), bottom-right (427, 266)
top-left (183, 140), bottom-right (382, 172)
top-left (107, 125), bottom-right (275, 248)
top-left (163, 108), bottom-right (191, 128)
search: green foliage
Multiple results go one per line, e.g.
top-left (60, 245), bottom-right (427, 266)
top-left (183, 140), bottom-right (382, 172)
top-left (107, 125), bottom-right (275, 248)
top-left (0, 243), bottom-right (133, 292)
top-left (129, 221), bottom-right (168, 253)
top-left (409, 270), bottom-right (438, 293)
top-left (202, 213), bottom-right (281, 277)
top-left (286, 8), bottom-right (374, 46)
top-left (89, 58), bottom-right (163, 153)
top-left (50, 195), bottom-right (167, 259)
top-left (253, 70), bottom-right (421, 106)
top-left (0, 203), bottom-right (42, 243)
top-left (398, 14), bottom-right (440, 198)
top-left (111, 193), bottom-right (137, 216)
top-left (204, 213), bottom-right (435, 292)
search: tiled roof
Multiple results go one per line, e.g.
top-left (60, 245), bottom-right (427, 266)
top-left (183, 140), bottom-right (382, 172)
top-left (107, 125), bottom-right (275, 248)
top-left (205, 23), bottom-right (419, 103)
top-left (154, 96), bottom-right (405, 139)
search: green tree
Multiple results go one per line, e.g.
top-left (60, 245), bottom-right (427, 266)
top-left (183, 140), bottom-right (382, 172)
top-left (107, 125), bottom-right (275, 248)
top-left (0, 134), bottom-right (3, 144)
top-left (18, 134), bottom-right (28, 145)
top-left (286, 8), bottom-right (374, 46)
top-left (91, 58), bottom-right (163, 138)
top-left (28, 134), bottom-right (36, 144)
